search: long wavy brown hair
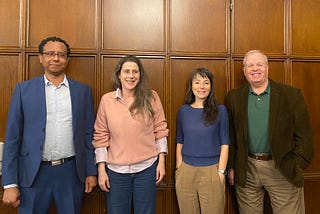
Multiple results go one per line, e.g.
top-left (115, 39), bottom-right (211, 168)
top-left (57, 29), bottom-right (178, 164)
top-left (112, 55), bottom-right (154, 120)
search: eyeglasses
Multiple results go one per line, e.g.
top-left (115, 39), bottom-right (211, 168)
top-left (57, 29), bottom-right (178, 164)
top-left (42, 51), bottom-right (68, 59)
top-left (244, 63), bottom-right (266, 69)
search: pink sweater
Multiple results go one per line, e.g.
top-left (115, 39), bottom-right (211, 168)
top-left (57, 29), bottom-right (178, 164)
top-left (93, 90), bottom-right (169, 165)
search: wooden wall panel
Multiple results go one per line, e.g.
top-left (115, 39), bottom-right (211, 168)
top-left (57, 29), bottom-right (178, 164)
top-left (170, 0), bottom-right (229, 53)
top-left (0, 205), bottom-right (17, 214)
top-left (80, 190), bottom-right (106, 214)
top-left (304, 178), bottom-right (320, 214)
top-left (101, 56), bottom-right (120, 95)
top-left (26, 54), bottom-right (43, 78)
top-left (231, 60), bottom-right (246, 88)
top-left (140, 57), bottom-right (166, 102)
top-left (291, 61), bottom-right (320, 172)
top-left (66, 56), bottom-right (97, 95)
top-left (0, 55), bottom-right (20, 141)
top-left (166, 188), bottom-right (179, 214)
top-left (233, 0), bottom-right (285, 54)
top-left (102, 0), bottom-right (165, 51)
top-left (28, 0), bottom-right (97, 49)
top-left (156, 188), bottom-right (166, 214)
top-left (0, 0), bottom-right (20, 48)
top-left (291, 0), bottom-right (320, 56)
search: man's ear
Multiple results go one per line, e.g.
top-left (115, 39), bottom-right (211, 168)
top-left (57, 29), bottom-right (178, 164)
top-left (38, 54), bottom-right (43, 63)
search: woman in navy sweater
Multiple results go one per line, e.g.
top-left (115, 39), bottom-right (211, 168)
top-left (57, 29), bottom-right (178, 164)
top-left (175, 67), bottom-right (229, 214)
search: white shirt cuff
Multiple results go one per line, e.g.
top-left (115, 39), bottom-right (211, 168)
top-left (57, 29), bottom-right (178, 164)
top-left (156, 137), bottom-right (168, 154)
top-left (3, 184), bottom-right (18, 189)
top-left (95, 147), bottom-right (108, 163)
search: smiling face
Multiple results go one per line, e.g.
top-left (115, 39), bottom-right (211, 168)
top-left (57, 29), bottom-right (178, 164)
top-left (119, 61), bottom-right (140, 93)
top-left (38, 41), bottom-right (69, 77)
top-left (192, 73), bottom-right (211, 102)
top-left (243, 52), bottom-right (269, 88)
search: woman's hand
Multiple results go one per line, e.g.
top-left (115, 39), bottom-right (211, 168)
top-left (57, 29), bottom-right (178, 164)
top-left (98, 162), bottom-right (110, 192)
top-left (156, 153), bottom-right (166, 185)
top-left (218, 172), bottom-right (225, 185)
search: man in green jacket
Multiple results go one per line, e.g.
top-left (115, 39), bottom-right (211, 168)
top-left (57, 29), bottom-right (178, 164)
top-left (226, 50), bottom-right (313, 214)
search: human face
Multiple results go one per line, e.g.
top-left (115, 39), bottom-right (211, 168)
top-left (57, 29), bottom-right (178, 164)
top-left (119, 61), bottom-right (140, 93)
top-left (243, 52), bottom-right (269, 88)
top-left (38, 41), bottom-right (69, 77)
top-left (192, 74), bottom-right (211, 102)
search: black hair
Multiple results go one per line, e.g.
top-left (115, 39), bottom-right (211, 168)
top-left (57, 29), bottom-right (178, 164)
top-left (185, 67), bottom-right (219, 125)
top-left (38, 36), bottom-right (70, 57)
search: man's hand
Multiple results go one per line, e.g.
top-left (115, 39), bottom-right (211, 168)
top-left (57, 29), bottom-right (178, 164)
top-left (2, 187), bottom-right (20, 208)
top-left (85, 176), bottom-right (97, 193)
top-left (227, 168), bottom-right (235, 186)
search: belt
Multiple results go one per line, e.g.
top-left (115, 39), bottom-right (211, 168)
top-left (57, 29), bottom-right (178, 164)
top-left (41, 156), bottom-right (75, 166)
top-left (248, 153), bottom-right (272, 161)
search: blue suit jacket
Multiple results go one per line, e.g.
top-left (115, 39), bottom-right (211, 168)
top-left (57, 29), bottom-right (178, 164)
top-left (2, 76), bottom-right (97, 187)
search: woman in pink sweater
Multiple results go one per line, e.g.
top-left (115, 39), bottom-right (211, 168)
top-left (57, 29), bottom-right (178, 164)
top-left (93, 55), bottom-right (169, 214)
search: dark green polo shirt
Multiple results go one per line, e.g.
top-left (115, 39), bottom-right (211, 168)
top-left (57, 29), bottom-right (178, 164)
top-left (248, 82), bottom-right (271, 153)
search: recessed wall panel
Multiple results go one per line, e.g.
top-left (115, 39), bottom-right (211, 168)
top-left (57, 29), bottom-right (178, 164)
top-left (0, 54), bottom-right (20, 140)
top-left (292, 61), bottom-right (320, 172)
top-left (0, 0), bottom-right (20, 47)
top-left (28, 0), bottom-right (97, 49)
top-left (171, 0), bottom-right (228, 53)
top-left (103, 0), bottom-right (164, 51)
top-left (233, 0), bottom-right (285, 54)
top-left (292, 0), bottom-right (320, 55)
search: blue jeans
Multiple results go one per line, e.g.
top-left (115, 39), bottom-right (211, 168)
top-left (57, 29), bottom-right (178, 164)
top-left (106, 161), bottom-right (157, 214)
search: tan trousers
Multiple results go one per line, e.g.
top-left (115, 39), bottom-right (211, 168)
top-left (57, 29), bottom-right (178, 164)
top-left (175, 162), bottom-right (225, 214)
top-left (236, 157), bottom-right (305, 214)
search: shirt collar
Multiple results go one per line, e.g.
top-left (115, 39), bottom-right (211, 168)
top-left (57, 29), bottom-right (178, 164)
top-left (249, 80), bottom-right (270, 95)
top-left (115, 88), bottom-right (123, 100)
top-left (44, 74), bottom-right (69, 88)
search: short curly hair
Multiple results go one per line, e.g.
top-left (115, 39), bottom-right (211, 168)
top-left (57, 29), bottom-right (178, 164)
top-left (38, 36), bottom-right (70, 57)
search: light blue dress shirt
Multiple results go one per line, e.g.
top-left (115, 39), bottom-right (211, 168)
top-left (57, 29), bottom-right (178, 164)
top-left (42, 75), bottom-right (75, 161)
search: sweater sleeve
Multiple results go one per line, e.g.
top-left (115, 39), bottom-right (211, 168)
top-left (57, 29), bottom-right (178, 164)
top-left (152, 90), bottom-right (169, 140)
top-left (92, 94), bottom-right (110, 148)
top-left (218, 105), bottom-right (230, 145)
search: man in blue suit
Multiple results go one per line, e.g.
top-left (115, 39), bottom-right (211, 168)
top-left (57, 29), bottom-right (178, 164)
top-left (1, 36), bottom-right (97, 213)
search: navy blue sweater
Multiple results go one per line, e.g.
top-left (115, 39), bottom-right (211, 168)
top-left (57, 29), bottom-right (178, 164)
top-left (176, 104), bottom-right (230, 166)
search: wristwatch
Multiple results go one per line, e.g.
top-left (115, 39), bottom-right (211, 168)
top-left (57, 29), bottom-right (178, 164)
top-left (218, 169), bottom-right (227, 176)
